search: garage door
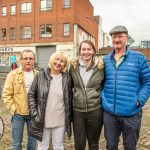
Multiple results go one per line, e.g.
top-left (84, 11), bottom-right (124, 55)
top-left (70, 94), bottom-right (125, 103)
top-left (37, 46), bottom-right (56, 69)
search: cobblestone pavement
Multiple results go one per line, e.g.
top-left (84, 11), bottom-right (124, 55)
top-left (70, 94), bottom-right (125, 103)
top-left (0, 98), bottom-right (150, 150)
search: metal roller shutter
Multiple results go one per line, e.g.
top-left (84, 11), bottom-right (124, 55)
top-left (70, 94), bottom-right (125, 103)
top-left (37, 46), bottom-right (56, 69)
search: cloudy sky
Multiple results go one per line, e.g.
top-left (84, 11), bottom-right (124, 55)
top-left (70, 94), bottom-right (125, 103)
top-left (90, 0), bottom-right (150, 46)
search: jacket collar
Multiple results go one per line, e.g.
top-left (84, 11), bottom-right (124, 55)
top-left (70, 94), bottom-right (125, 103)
top-left (70, 57), bottom-right (104, 70)
top-left (18, 66), bottom-right (23, 74)
top-left (44, 67), bottom-right (67, 80)
top-left (110, 46), bottom-right (130, 58)
top-left (79, 57), bottom-right (99, 68)
top-left (18, 66), bottom-right (38, 75)
top-left (44, 68), bottom-right (52, 80)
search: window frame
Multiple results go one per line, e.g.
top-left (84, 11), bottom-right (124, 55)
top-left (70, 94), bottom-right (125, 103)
top-left (10, 28), bottom-right (16, 40)
top-left (63, 23), bottom-right (70, 36)
top-left (10, 5), bottom-right (16, 15)
top-left (1, 29), bottom-right (7, 40)
top-left (21, 3), bottom-right (32, 14)
top-left (2, 6), bottom-right (7, 16)
top-left (40, 0), bottom-right (52, 11)
top-left (20, 27), bottom-right (32, 39)
top-left (40, 24), bottom-right (52, 38)
top-left (63, 0), bottom-right (70, 8)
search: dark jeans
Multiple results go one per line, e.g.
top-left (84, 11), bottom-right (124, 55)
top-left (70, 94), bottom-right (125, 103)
top-left (73, 109), bottom-right (103, 150)
top-left (103, 111), bottom-right (142, 150)
top-left (11, 114), bottom-right (36, 150)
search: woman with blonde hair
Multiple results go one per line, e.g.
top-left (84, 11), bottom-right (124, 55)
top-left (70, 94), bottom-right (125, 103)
top-left (28, 51), bottom-right (72, 150)
top-left (70, 40), bottom-right (104, 150)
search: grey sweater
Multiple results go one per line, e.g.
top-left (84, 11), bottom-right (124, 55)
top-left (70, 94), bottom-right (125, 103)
top-left (45, 73), bottom-right (65, 128)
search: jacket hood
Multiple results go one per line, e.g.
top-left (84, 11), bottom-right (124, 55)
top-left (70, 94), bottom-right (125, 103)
top-left (70, 57), bottom-right (104, 70)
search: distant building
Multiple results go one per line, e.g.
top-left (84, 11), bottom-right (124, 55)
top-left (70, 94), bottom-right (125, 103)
top-left (102, 32), bottom-right (110, 48)
top-left (96, 15), bottom-right (103, 49)
top-left (140, 41), bottom-right (150, 48)
top-left (98, 47), bottom-right (150, 65)
top-left (127, 35), bottom-right (135, 46)
top-left (95, 15), bottom-right (110, 49)
top-left (0, 0), bottom-right (99, 68)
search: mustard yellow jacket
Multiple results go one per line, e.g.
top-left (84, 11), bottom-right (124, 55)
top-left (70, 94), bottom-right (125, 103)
top-left (2, 67), bottom-right (38, 115)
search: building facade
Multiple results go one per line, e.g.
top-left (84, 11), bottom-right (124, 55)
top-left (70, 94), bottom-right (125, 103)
top-left (0, 0), bottom-right (98, 68)
top-left (140, 41), bottom-right (150, 48)
top-left (102, 32), bottom-right (110, 48)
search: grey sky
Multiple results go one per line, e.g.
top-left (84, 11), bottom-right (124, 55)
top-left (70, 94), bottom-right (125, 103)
top-left (90, 0), bottom-right (150, 46)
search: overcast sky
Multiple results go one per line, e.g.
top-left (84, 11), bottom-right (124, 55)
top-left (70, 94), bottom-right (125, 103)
top-left (90, 0), bottom-right (150, 46)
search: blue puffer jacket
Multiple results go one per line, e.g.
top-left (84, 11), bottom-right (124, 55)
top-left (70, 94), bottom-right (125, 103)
top-left (102, 48), bottom-right (150, 116)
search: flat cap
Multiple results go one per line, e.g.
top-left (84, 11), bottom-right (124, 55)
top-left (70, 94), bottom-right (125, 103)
top-left (109, 25), bottom-right (128, 36)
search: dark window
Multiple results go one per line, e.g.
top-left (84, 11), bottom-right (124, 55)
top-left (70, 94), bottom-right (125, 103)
top-left (1, 29), bottom-right (6, 40)
top-left (40, 24), bottom-right (52, 37)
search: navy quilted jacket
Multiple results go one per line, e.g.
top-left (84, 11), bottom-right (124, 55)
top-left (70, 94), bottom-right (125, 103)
top-left (102, 48), bottom-right (150, 116)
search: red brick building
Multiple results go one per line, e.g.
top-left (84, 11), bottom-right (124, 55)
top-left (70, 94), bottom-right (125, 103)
top-left (0, 0), bottom-right (99, 68)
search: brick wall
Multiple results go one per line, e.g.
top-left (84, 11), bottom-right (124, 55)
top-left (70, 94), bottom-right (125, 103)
top-left (0, 0), bottom-right (98, 47)
top-left (74, 0), bottom-right (98, 49)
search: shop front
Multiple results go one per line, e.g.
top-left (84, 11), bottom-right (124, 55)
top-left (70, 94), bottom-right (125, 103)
top-left (0, 46), bottom-right (36, 67)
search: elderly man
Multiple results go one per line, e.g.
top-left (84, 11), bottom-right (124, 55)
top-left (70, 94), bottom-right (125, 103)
top-left (2, 50), bottom-right (37, 150)
top-left (102, 25), bottom-right (150, 150)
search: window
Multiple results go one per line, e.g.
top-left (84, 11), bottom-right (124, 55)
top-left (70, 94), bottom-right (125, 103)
top-left (21, 27), bottom-right (31, 39)
top-left (0, 56), bottom-right (10, 66)
top-left (1, 29), bottom-right (6, 40)
top-left (40, 24), bottom-right (52, 37)
top-left (2, 6), bottom-right (6, 16)
top-left (10, 5), bottom-right (16, 15)
top-left (40, 0), bottom-right (52, 11)
top-left (64, 0), bottom-right (70, 8)
top-left (63, 23), bottom-right (70, 36)
top-left (10, 28), bottom-right (16, 40)
top-left (21, 3), bottom-right (31, 13)
top-left (141, 41), bottom-right (150, 48)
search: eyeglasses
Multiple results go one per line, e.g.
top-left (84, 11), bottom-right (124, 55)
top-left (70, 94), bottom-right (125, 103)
top-left (112, 35), bottom-right (127, 39)
top-left (22, 57), bottom-right (34, 61)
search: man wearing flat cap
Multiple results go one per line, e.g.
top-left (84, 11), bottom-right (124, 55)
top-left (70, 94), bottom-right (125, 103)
top-left (102, 25), bottom-right (150, 150)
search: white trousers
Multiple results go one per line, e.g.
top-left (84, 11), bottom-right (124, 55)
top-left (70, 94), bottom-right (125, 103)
top-left (38, 126), bottom-right (65, 150)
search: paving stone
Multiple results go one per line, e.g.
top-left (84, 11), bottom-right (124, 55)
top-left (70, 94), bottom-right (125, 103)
top-left (0, 98), bottom-right (150, 150)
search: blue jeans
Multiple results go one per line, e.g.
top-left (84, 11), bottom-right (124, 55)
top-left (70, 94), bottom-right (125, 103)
top-left (11, 114), bottom-right (36, 150)
top-left (103, 111), bottom-right (142, 150)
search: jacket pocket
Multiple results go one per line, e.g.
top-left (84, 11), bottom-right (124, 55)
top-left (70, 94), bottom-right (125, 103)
top-left (34, 114), bottom-right (41, 122)
top-left (14, 80), bottom-right (23, 94)
top-left (31, 114), bottom-right (43, 128)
